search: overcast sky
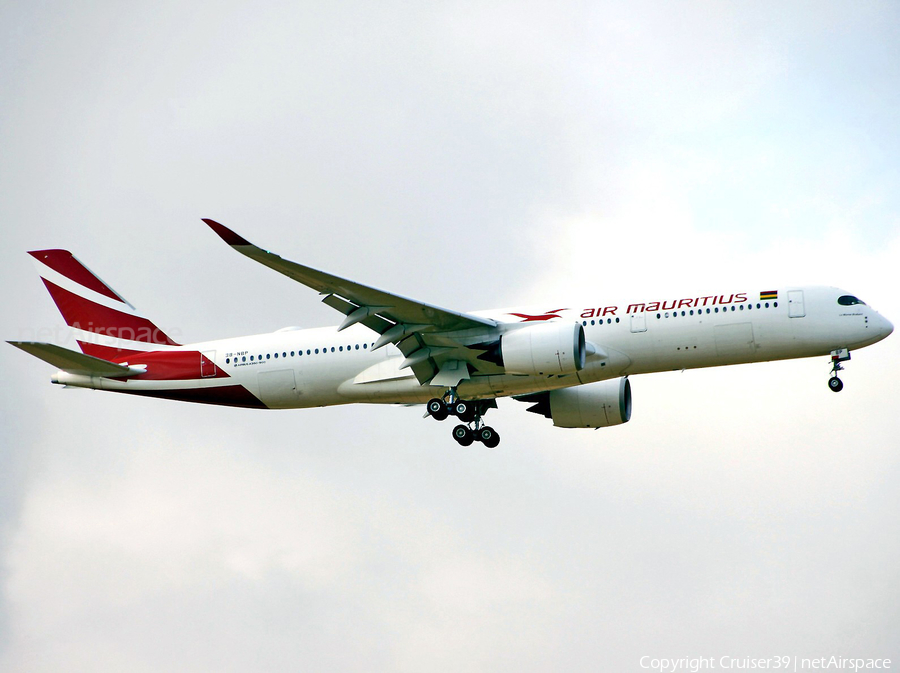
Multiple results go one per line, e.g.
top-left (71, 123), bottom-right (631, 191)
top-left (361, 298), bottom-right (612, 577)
top-left (1, 2), bottom-right (899, 671)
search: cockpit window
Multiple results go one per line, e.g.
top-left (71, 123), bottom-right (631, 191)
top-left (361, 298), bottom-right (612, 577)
top-left (838, 295), bottom-right (866, 306)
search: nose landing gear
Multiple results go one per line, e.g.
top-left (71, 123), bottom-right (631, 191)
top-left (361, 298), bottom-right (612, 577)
top-left (426, 391), bottom-right (500, 447)
top-left (828, 348), bottom-right (851, 392)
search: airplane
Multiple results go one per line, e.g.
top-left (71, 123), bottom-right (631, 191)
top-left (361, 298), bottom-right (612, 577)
top-left (9, 219), bottom-right (894, 448)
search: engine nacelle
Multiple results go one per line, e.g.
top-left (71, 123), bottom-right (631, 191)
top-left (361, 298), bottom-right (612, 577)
top-left (549, 378), bottom-right (632, 428)
top-left (501, 322), bottom-right (586, 376)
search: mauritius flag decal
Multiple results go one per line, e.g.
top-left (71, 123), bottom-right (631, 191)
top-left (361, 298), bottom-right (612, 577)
top-left (760, 290), bottom-right (778, 301)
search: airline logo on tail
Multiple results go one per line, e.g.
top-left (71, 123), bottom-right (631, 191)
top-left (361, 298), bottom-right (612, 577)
top-left (28, 249), bottom-right (180, 359)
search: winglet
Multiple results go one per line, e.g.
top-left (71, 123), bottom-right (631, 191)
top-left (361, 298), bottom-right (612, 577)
top-left (202, 219), bottom-right (253, 246)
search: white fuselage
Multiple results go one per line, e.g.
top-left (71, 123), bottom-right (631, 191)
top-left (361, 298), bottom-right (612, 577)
top-left (52, 285), bottom-right (893, 409)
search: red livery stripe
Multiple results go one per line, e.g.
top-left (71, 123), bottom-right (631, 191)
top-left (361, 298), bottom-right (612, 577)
top-left (119, 351), bottom-right (230, 380)
top-left (29, 250), bottom-right (124, 302)
top-left (120, 384), bottom-right (266, 408)
top-left (77, 341), bottom-right (146, 360)
top-left (42, 279), bottom-right (180, 346)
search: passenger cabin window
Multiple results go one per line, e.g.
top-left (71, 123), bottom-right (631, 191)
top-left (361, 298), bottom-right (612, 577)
top-left (838, 295), bottom-right (866, 306)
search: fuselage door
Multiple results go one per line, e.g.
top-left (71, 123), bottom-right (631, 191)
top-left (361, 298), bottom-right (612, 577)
top-left (258, 369), bottom-right (298, 408)
top-left (788, 290), bottom-right (806, 318)
top-left (201, 350), bottom-right (217, 377)
top-left (630, 314), bottom-right (647, 333)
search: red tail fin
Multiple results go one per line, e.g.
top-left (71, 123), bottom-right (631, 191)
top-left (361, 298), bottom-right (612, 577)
top-left (29, 249), bottom-right (180, 360)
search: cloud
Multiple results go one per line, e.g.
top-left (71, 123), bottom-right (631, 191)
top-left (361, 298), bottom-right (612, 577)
top-left (1, 417), bottom-right (574, 671)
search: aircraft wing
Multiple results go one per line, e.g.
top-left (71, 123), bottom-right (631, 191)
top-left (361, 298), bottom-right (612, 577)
top-left (203, 219), bottom-right (500, 385)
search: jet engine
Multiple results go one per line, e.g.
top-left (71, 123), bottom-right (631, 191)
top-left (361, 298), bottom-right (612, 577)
top-left (500, 322), bottom-right (586, 376)
top-left (520, 378), bottom-right (632, 428)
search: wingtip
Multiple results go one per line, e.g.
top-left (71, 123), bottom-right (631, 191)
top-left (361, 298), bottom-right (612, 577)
top-left (202, 219), bottom-right (252, 246)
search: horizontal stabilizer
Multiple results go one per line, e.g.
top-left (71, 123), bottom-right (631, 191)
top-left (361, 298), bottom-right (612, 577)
top-left (7, 341), bottom-right (143, 377)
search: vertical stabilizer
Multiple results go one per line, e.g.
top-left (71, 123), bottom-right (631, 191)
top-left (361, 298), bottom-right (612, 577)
top-left (28, 249), bottom-right (180, 359)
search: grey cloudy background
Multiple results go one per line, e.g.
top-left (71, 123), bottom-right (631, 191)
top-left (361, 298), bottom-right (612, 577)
top-left (2, 2), bottom-right (899, 671)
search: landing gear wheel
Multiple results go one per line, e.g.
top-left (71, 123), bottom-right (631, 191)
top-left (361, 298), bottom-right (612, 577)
top-left (453, 400), bottom-right (476, 422)
top-left (427, 398), bottom-right (449, 421)
top-left (828, 349), bottom-right (850, 393)
top-left (477, 426), bottom-right (500, 448)
top-left (452, 424), bottom-right (474, 446)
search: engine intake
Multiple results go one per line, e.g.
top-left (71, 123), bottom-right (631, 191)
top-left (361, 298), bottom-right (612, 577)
top-left (551, 378), bottom-right (631, 428)
top-left (521, 378), bottom-right (632, 428)
top-left (501, 322), bottom-right (586, 376)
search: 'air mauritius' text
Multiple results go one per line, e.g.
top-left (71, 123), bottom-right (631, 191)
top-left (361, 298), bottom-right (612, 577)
top-left (580, 292), bottom-right (749, 319)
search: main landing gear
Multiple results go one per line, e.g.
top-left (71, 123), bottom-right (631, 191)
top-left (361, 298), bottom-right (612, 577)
top-left (828, 348), bottom-right (851, 393)
top-left (426, 391), bottom-right (500, 448)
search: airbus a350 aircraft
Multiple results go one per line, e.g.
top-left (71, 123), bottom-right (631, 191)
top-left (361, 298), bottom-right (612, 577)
top-left (10, 220), bottom-right (894, 448)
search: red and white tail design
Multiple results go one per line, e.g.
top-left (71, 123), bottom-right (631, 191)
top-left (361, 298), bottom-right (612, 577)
top-left (29, 249), bottom-right (180, 359)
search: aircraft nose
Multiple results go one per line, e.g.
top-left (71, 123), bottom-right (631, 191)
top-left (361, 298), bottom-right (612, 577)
top-left (875, 313), bottom-right (894, 339)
